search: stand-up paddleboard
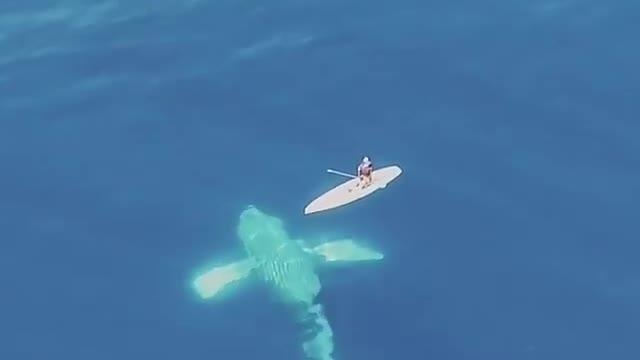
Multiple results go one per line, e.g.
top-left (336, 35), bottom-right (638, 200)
top-left (304, 165), bottom-right (402, 215)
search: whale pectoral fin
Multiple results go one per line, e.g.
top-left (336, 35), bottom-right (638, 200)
top-left (311, 239), bottom-right (384, 262)
top-left (192, 258), bottom-right (257, 299)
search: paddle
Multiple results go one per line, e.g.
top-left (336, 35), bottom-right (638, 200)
top-left (326, 169), bottom-right (357, 179)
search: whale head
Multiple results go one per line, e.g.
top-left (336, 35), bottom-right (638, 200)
top-left (237, 206), bottom-right (290, 258)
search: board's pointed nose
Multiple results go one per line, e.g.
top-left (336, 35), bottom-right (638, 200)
top-left (303, 205), bottom-right (314, 215)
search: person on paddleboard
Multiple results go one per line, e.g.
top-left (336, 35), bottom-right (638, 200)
top-left (357, 156), bottom-right (373, 187)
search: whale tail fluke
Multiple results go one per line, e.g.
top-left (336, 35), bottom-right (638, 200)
top-left (300, 303), bottom-right (335, 360)
top-left (193, 258), bottom-right (257, 299)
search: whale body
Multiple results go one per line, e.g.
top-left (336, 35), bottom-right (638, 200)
top-left (192, 205), bottom-right (383, 359)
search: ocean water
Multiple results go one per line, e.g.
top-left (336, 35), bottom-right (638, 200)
top-left (1, 0), bottom-right (639, 359)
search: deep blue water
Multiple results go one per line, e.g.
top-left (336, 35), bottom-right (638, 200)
top-left (1, 0), bottom-right (639, 359)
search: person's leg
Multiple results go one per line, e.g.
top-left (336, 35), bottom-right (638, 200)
top-left (355, 175), bottom-right (363, 188)
top-left (365, 167), bottom-right (373, 186)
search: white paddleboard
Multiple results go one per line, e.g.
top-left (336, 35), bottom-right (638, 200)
top-left (304, 165), bottom-right (402, 215)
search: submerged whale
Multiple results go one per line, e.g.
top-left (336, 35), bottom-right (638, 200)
top-left (192, 205), bottom-right (383, 359)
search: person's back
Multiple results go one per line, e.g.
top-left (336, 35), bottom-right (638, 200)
top-left (357, 156), bottom-right (373, 187)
